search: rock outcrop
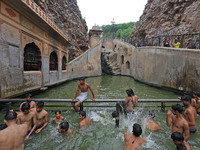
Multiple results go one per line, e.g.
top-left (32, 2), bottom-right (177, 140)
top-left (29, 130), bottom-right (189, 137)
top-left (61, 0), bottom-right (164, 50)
top-left (130, 0), bottom-right (200, 48)
top-left (33, 0), bottom-right (88, 61)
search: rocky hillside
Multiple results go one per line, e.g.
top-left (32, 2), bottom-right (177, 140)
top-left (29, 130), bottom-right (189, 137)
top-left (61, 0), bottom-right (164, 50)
top-left (130, 0), bottom-right (200, 48)
top-left (33, 0), bottom-right (88, 61)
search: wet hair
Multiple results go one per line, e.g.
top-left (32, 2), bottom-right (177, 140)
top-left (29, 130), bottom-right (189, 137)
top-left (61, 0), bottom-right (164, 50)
top-left (4, 111), bottom-right (17, 121)
top-left (55, 110), bottom-right (61, 114)
top-left (132, 123), bottom-right (142, 137)
top-left (171, 132), bottom-right (184, 141)
top-left (79, 77), bottom-right (85, 81)
top-left (79, 111), bottom-right (86, 118)
top-left (112, 111), bottom-right (118, 118)
top-left (25, 93), bottom-right (32, 98)
top-left (126, 88), bottom-right (134, 96)
top-left (60, 121), bottom-right (69, 131)
top-left (171, 104), bottom-right (183, 114)
top-left (37, 101), bottom-right (44, 108)
top-left (149, 111), bottom-right (155, 118)
top-left (181, 95), bottom-right (192, 104)
top-left (0, 124), bottom-right (7, 130)
top-left (21, 103), bottom-right (30, 112)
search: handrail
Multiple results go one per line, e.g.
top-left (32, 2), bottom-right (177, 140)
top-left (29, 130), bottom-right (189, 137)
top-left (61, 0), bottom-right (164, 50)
top-left (0, 99), bottom-right (180, 102)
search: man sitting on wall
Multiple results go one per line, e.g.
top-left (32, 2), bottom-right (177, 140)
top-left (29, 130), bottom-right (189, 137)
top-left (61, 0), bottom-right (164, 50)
top-left (72, 77), bottom-right (95, 112)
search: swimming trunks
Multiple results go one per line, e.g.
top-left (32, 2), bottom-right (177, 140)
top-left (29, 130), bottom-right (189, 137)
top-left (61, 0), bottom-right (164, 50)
top-left (197, 111), bottom-right (200, 115)
top-left (189, 128), bottom-right (197, 134)
top-left (76, 92), bottom-right (87, 102)
top-left (26, 129), bottom-right (34, 136)
top-left (35, 124), bottom-right (44, 131)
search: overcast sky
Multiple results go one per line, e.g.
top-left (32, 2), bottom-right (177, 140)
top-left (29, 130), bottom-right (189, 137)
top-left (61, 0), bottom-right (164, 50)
top-left (77, 0), bottom-right (148, 30)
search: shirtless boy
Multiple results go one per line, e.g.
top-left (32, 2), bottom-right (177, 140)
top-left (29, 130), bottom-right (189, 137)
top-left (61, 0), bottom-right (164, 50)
top-left (53, 110), bottom-right (64, 123)
top-left (146, 112), bottom-right (161, 131)
top-left (166, 104), bottom-right (189, 141)
top-left (19, 94), bottom-right (36, 112)
top-left (181, 96), bottom-right (197, 134)
top-left (72, 77), bottom-right (95, 112)
top-left (17, 103), bottom-right (37, 140)
top-left (58, 121), bottom-right (72, 135)
top-left (0, 111), bottom-right (28, 150)
top-left (171, 132), bottom-right (193, 150)
top-left (194, 92), bottom-right (200, 115)
top-left (125, 89), bottom-right (138, 113)
top-left (31, 101), bottom-right (49, 134)
top-left (191, 92), bottom-right (199, 107)
top-left (79, 111), bottom-right (91, 128)
top-left (124, 123), bottom-right (146, 150)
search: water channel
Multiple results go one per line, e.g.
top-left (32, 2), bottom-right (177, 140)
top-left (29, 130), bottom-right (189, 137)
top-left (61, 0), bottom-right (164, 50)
top-left (0, 76), bottom-right (200, 150)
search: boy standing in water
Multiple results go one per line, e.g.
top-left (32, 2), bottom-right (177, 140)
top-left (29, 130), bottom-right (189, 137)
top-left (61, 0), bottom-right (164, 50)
top-left (125, 88), bottom-right (138, 113)
top-left (79, 111), bottom-right (92, 127)
top-left (72, 77), bottom-right (95, 112)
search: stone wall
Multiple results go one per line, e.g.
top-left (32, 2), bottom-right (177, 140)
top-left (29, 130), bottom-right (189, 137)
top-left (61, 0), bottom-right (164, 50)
top-left (102, 39), bottom-right (200, 92)
top-left (0, 0), bottom-right (101, 98)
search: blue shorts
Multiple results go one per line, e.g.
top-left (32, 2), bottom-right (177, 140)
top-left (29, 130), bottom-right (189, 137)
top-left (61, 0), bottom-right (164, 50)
top-left (190, 128), bottom-right (197, 134)
top-left (26, 129), bottom-right (34, 136)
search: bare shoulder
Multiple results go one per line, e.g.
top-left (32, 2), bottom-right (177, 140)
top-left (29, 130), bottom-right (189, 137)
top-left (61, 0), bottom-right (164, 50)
top-left (124, 132), bottom-right (131, 138)
top-left (61, 116), bottom-right (64, 120)
top-left (43, 109), bottom-right (48, 115)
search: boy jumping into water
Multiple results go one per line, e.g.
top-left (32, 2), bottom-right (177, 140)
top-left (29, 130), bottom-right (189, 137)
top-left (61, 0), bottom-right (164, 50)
top-left (72, 77), bottom-right (95, 112)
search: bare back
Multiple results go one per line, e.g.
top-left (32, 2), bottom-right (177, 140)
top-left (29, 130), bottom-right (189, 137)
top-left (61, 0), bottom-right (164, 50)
top-left (125, 96), bottom-right (138, 112)
top-left (80, 118), bottom-right (91, 127)
top-left (124, 133), bottom-right (146, 150)
top-left (17, 112), bottom-right (35, 130)
top-left (147, 119), bottom-right (161, 131)
top-left (0, 124), bottom-right (27, 150)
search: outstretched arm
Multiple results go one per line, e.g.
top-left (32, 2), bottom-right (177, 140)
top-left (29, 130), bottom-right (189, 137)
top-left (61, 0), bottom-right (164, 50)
top-left (88, 85), bottom-right (95, 102)
top-left (72, 85), bottom-right (80, 100)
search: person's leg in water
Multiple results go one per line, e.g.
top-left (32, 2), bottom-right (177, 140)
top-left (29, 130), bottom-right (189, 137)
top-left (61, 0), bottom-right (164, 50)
top-left (72, 100), bottom-right (82, 112)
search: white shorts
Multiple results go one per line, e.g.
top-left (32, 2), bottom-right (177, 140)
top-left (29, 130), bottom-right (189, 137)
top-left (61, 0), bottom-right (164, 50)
top-left (76, 92), bottom-right (87, 102)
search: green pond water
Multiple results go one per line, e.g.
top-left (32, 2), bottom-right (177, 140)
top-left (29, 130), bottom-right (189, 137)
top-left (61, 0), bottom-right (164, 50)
top-left (0, 76), bottom-right (200, 150)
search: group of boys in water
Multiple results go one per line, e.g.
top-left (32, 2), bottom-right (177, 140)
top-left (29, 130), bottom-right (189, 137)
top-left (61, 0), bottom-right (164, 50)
top-left (0, 77), bottom-right (200, 150)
